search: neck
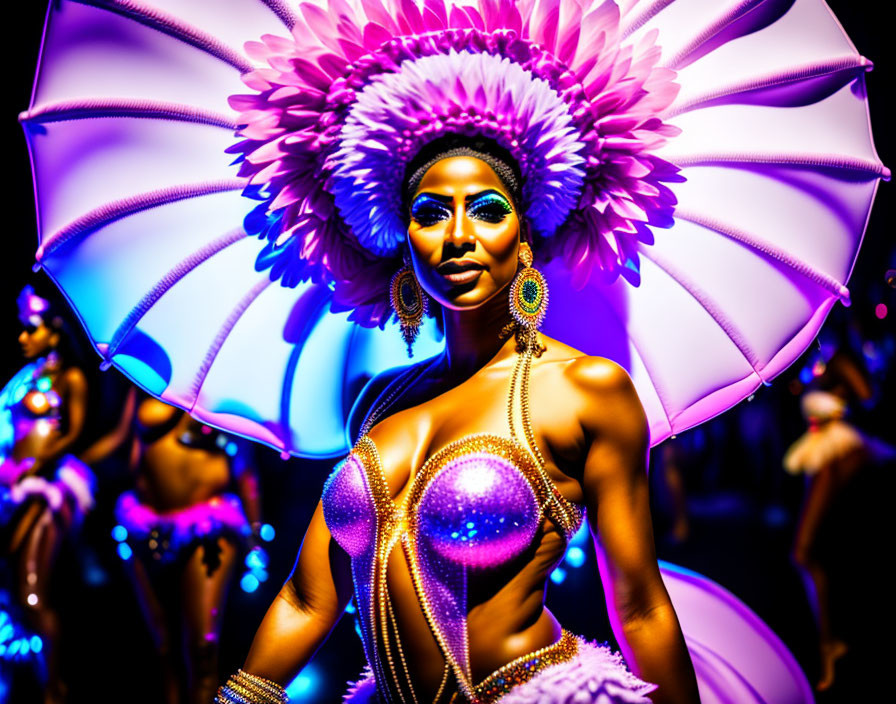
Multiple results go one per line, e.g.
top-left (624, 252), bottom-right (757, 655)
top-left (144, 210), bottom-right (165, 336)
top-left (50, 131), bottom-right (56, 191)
top-left (39, 349), bottom-right (62, 372)
top-left (438, 289), bottom-right (515, 380)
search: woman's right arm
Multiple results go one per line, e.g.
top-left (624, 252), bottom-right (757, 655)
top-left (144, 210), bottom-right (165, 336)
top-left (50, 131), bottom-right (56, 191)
top-left (241, 499), bottom-right (354, 684)
top-left (236, 365), bottom-right (411, 687)
top-left (79, 386), bottom-right (137, 466)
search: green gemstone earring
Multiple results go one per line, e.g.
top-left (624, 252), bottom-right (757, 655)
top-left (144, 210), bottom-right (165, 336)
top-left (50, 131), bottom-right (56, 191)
top-left (509, 242), bottom-right (548, 353)
top-left (390, 259), bottom-right (428, 357)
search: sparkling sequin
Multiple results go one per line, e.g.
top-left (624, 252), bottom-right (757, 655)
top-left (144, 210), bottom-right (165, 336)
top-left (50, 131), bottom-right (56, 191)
top-left (324, 316), bottom-right (593, 704)
top-left (323, 432), bottom-right (585, 702)
top-left (418, 452), bottom-right (538, 568)
top-left (472, 630), bottom-right (580, 704)
top-left (323, 455), bottom-right (376, 558)
top-left (509, 267), bottom-right (548, 328)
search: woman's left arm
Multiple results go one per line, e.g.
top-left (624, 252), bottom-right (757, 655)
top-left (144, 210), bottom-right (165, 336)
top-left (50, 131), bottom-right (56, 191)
top-left (570, 357), bottom-right (698, 704)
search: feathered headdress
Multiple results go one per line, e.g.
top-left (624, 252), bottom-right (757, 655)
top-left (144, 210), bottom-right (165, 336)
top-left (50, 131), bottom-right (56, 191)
top-left (228, 0), bottom-right (681, 326)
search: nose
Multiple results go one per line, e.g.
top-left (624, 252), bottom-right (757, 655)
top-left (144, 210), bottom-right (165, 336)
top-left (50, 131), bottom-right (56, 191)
top-left (18, 331), bottom-right (28, 345)
top-left (445, 202), bottom-right (476, 255)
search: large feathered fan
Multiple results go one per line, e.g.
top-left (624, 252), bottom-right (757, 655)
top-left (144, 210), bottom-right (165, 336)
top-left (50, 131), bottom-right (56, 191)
top-left (20, 0), bottom-right (887, 456)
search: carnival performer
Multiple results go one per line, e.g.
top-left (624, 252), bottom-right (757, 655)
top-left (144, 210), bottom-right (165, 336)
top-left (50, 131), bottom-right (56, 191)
top-left (785, 341), bottom-right (894, 691)
top-left (83, 388), bottom-right (264, 704)
top-left (0, 286), bottom-right (94, 704)
top-left (21, 0), bottom-right (886, 702)
top-left (220, 136), bottom-right (702, 704)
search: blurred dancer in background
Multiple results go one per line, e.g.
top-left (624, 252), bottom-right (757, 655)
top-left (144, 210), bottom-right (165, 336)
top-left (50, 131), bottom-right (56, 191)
top-left (785, 334), bottom-right (894, 691)
top-left (0, 286), bottom-right (94, 704)
top-left (84, 389), bottom-right (263, 704)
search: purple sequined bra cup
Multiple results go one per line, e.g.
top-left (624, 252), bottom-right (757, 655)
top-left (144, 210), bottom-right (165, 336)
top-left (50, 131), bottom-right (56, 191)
top-left (324, 445), bottom-right (543, 568)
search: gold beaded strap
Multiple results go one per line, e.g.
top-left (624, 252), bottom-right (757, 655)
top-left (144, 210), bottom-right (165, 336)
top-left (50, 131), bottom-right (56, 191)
top-left (447, 630), bottom-right (579, 703)
top-left (507, 347), bottom-right (584, 539)
top-left (216, 670), bottom-right (289, 704)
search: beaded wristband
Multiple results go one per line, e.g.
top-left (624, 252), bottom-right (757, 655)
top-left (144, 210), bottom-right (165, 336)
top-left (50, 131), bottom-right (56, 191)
top-left (216, 670), bottom-right (289, 704)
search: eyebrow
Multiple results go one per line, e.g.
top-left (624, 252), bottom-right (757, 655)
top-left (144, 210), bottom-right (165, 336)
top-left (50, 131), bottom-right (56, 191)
top-left (411, 189), bottom-right (510, 205)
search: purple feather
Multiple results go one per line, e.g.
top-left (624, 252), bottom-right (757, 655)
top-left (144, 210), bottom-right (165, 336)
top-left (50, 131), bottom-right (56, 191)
top-left (229, 0), bottom-right (681, 321)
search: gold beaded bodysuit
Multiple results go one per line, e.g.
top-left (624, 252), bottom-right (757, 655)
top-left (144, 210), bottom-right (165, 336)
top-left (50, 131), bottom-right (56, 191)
top-left (322, 350), bottom-right (585, 703)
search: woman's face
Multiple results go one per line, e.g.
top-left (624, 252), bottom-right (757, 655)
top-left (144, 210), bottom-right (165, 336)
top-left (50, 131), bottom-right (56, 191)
top-left (19, 319), bottom-right (58, 360)
top-left (407, 156), bottom-right (521, 310)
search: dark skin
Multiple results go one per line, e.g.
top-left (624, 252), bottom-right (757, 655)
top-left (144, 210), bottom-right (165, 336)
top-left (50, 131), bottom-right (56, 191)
top-left (84, 389), bottom-right (262, 704)
top-left (791, 351), bottom-right (873, 691)
top-left (243, 157), bottom-right (698, 703)
top-left (4, 319), bottom-right (88, 704)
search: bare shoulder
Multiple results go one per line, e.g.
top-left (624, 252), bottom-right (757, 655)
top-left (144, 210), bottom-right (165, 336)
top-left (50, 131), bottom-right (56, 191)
top-left (562, 355), bottom-right (647, 443)
top-left (346, 357), bottom-right (433, 443)
top-left (60, 365), bottom-right (88, 393)
top-left (564, 355), bottom-right (634, 394)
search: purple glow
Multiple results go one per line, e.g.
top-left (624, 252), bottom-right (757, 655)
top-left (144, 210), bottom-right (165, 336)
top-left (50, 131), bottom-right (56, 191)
top-left (114, 490), bottom-right (249, 559)
top-left (15, 286), bottom-right (50, 326)
top-left (322, 455), bottom-right (375, 558)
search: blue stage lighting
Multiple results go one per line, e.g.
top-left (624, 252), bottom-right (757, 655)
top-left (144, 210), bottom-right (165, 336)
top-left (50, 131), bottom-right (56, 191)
top-left (565, 546), bottom-right (586, 568)
top-left (286, 663), bottom-right (320, 700)
top-left (241, 574), bottom-right (260, 593)
top-left (245, 548), bottom-right (268, 571)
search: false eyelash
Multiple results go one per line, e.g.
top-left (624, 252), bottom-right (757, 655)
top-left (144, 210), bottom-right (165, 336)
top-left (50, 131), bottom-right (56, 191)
top-left (410, 204), bottom-right (451, 226)
top-left (467, 193), bottom-right (512, 222)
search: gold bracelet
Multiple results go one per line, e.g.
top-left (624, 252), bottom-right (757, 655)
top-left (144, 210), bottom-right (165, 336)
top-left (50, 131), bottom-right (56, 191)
top-left (216, 669), bottom-right (289, 704)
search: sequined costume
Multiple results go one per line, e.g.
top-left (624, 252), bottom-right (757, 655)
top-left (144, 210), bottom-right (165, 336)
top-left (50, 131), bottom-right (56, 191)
top-left (23, 2), bottom-right (883, 703)
top-left (113, 418), bottom-right (254, 573)
top-left (321, 351), bottom-right (651, 703)
top-left (0, 359), bottom-right (94, 526)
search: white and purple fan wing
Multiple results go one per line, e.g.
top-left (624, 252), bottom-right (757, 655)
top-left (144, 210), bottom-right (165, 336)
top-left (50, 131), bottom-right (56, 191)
top-left (21, 0), bottom-right (887, 454)
top-left (21, 0), bottom-right (441, 459)
top-left (544, 0), bottom-right (887, 444)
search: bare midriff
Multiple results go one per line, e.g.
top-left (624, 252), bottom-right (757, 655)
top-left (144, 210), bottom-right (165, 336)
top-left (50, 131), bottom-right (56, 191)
top-left (355, 346), bottom-right (584, 702)
top-left (135, 399), bottom-right (232, 511)
top-left (376, 521), bottom-right (567, 702)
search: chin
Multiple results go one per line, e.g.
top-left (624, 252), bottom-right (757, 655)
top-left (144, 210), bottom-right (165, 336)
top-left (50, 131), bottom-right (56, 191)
top-left (436, 283), bottom-right (504, 311)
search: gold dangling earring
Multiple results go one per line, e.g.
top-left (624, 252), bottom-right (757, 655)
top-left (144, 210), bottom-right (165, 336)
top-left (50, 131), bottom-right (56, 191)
top-left (390, 254), bottom-right (428, 358)
top-left (508, 241), bottom-right (548, 356)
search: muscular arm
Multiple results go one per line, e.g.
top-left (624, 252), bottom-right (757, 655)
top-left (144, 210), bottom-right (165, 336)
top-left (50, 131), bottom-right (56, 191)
top-left (242, 365), bottom-right (411, 685)
top-left (571, 358), bottom-right (698, 704)
top-left (242, 501), bottom-right (354, 684)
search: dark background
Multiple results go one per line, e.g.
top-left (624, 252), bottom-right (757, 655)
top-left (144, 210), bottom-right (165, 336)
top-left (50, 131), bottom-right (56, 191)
top-left (3, 2), bottom-right (894, 702)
